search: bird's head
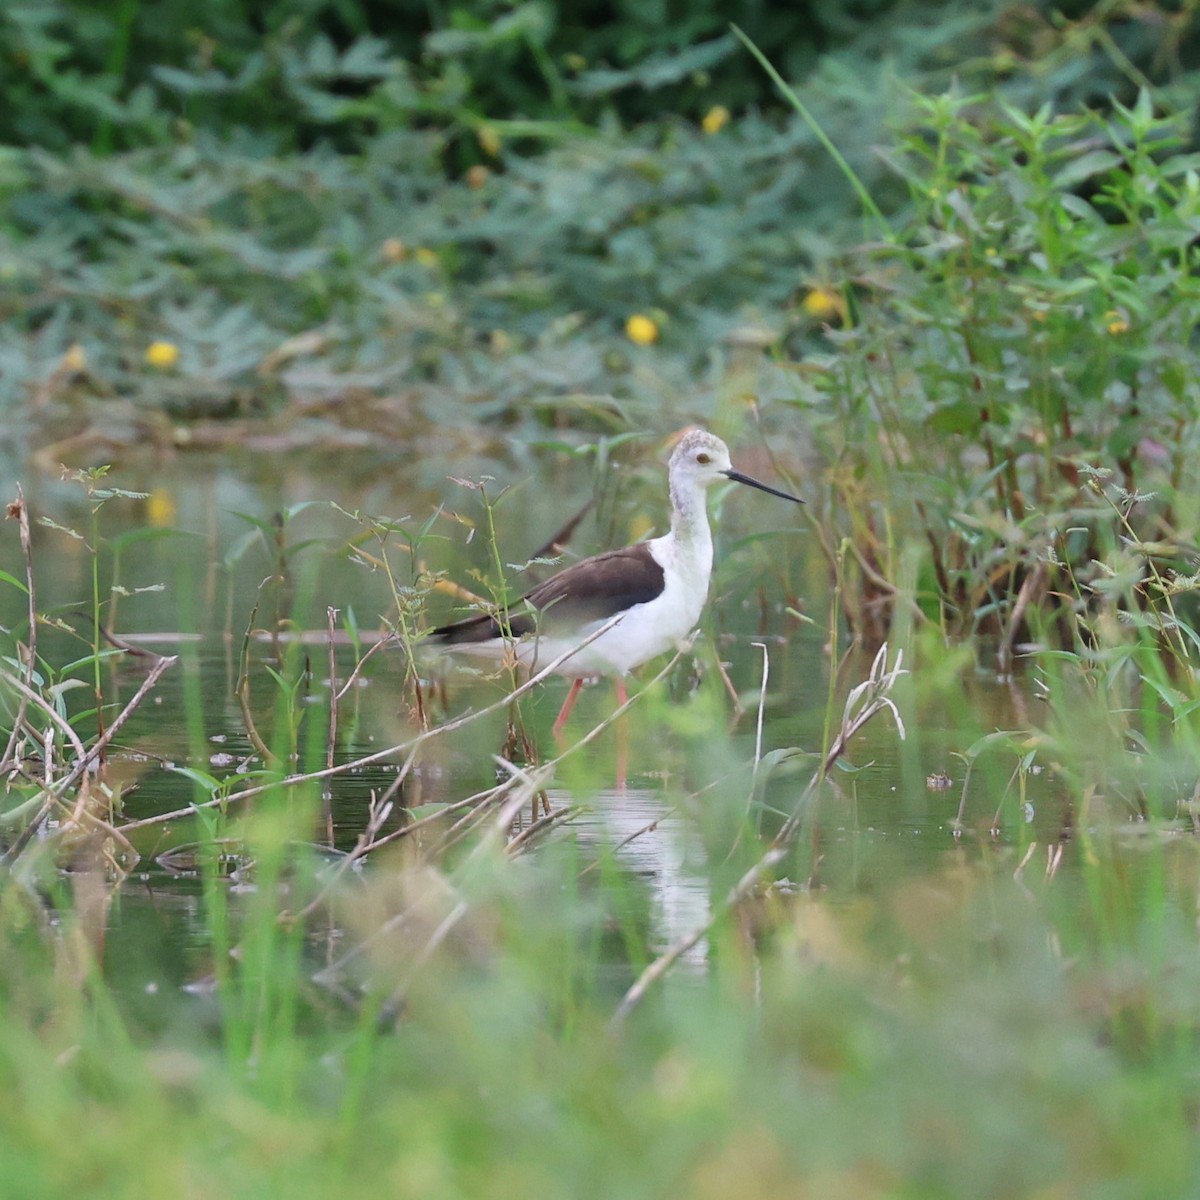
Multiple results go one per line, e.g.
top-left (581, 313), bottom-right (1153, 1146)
top-left (668, 429), bottom-right (803, 504)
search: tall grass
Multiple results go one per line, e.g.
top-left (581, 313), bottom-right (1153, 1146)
top-left (4, 427), bottom-right (1200, 1194)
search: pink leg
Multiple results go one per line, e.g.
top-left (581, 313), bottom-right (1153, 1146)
top-left (552, 678), bottom-right (584, 740)
top-left (615, 677), bottom-right (629, 790)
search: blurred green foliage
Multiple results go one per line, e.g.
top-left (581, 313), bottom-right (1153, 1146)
top-left (7, 4), bottom-right (1200, 1195)
top-left (785, 86), bottom-right (1200, 640)
top-left (7, 6), bottom-right (1200, 1196)
top-left (4, 1), bottom-right (1198, 434)
top-left (4, 0), bottom-right (1200, 654)
top-left (4, 0), bottom-right (1198, 158)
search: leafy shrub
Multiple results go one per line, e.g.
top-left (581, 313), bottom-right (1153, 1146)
top-left (782, 88), bottom-right (1200, 643)
top-left (4, 0), bottom-right (1197, 157)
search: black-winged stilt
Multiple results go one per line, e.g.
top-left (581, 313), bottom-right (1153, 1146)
top-left (429, 428), bottom-right (803, 738)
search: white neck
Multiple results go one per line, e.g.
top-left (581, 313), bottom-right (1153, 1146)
top-left (669, 476), bottom-right (713, 555)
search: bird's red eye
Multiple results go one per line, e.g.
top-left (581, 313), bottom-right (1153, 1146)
top-left (696, 453), bottom-right (711, 465)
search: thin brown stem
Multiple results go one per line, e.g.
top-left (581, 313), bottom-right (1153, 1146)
top-left (2, 653), bottom-right (177, 864)
top-left (1, 489), bottom-right (37, 775)
top-left (235, 578), bottom-right (279, 763)
top-left (323, 606), bottom-right (339, 846)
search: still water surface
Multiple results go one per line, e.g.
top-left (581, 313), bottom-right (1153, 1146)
top-left (4, 445), bottom-right (1057, 1003)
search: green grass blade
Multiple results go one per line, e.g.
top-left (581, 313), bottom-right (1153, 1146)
top-left (731, 23), bottom-right (892, 241)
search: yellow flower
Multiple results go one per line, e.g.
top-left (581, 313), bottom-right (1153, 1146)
top-left (1105, 309), bottom-right (1129, 335)
top-left (628, 513), bottom-right (654, 542)
top-left (146, 488), bottom-right (177, 528)
top-left (63, 343), bottom-right (88, 373)
top-left (702, 105), bottom-right (730, 135)
top-left (414, 247), bottom-right (439, 268)
top-left (625, 314), bottom-right (659, 345)
top-left (801, 287), bottom-right (848, 324)
top-left (477, 125), bottom-right (502, 157)
top-left (145, 341), bottom-right (180, 369)
top-left (984, 247), bottom-right (998, 258)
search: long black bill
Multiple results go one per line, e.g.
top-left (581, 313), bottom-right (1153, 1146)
top-left (722, 468), bottom-right (805, 504)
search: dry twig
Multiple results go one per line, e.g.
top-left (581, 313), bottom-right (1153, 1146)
top-left (118, 614), bottom-right (633, 833)
top-left (1, 490), bottom-right (38, 776)
top-left (2, 653), bottom-right (177, 865)
top-left (611, 643), bottom-right (906, 1025)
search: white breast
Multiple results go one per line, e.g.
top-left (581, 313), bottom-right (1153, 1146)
top-left (523, 534), bottom-right (712, 678)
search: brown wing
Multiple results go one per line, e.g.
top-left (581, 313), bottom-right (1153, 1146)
top-left (429, 544), bottom-right (664, 645)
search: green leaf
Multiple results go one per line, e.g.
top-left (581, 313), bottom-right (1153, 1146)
top-left (0, 569), bottom-right (30, 594)
top-left (404, 803), bottom-right (450, 821)
top-left (1052, 151), bottom-right (1121, 189)
top-left (37, 516), bottom-right (84, 541)
top-left (570, 36), bottom-right (736, 96)
top-left (927, 400), bottom-right (983, 436)
top-left (110, 526), bottom-right (198, 553)
top-left (170, 766), bottom-right (222, 794)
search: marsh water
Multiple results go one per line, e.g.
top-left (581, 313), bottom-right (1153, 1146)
top-left (4, 442), bottom-right (1062, 1006)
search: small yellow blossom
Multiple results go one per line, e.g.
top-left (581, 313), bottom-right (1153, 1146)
top-left (146, 488), bottom-right (177, 528)
top-left (702, 105), bottom-right (730, 135)
top-left (1105, 309), bottom-right (1129, 335)
top-left (381, 237), bottom-right (406, 263)
top-left (477, 126), bottom-right (502, 157)
top-left (625, 314), bottom-right (659, 345)
top-left (490, 329), bottom-right (513, 354)
top-left (984, 247), bottom-right (998, 258)
top-left (801, 287), bottom-right (848, 324)
top-left (629, 513), bottom-right (654, 542)
top-left (145, 341), bottom-right (180, 369)
top-left (63, 343), bottom-right (88, 373)
top-left (1030, 309), bottom-right (1048, 324)
top-left (414, 247), bottom-right (439, 269)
